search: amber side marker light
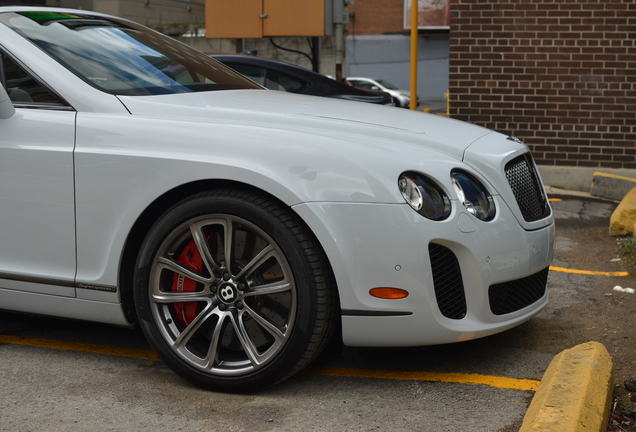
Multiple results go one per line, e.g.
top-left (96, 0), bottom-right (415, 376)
top-left (369, 287), bottom-right (409, 299)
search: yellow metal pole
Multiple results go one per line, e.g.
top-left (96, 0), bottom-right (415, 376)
top-left (409, 0), bottom-right (418, 110)
top-left (445, 90), bottom-right (450, 115)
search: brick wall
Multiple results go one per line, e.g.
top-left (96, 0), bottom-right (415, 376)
top-left (347, 0), bottom-right (405, 35)
top-left (449, 0), bottom-right (636, 168)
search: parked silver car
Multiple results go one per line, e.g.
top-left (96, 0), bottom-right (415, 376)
top-left (0, 6), bottom-right (554, 393)
top-left (346, 77), bottom-right (417, 108)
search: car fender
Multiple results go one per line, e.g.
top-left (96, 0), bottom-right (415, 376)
top-left (73, 110), bottom-right (488, 308)
top-left (73, 112), bottom-right (449, 298)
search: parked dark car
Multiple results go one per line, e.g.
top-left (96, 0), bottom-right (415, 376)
top-left (212, 55), bottom-right (392, 105)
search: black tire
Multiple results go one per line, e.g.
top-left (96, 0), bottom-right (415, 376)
top-left (393, 97), bottom-right (401, 107)
top-left (133, 189), bottom-right (337, 392)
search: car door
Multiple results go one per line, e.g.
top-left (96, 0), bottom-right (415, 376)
top-left (0, 50), bottom-right (76, 297)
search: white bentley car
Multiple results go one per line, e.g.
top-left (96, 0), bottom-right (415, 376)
top-left (0, 7), bottom-right (555, 391)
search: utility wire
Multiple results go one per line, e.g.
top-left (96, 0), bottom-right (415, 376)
top-left (269, 38), bottom-right (314, 65)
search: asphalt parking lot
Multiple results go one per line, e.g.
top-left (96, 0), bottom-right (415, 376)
top-left (1, 196), bottom-right (635, 432)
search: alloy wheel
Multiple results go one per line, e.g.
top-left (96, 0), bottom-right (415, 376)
top-left (148, 215), bottom-right (296, 376)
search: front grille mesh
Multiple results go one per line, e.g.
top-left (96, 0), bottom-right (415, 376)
top-left (489, 267), bottom-right (549, 315)
top-left (505, 154), bottom-right (550, 222)
top-left (429, 243), bottom-right (467, 320)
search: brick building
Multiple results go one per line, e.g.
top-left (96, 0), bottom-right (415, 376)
top-left (449, 0), bottom-right (636, 175)
top-left (347, 0), bottom-right (405, 34)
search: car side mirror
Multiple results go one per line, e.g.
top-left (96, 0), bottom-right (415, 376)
top-left (371, 85), bottom-right (380, 91)
top-left (0, 84), bottom-right (15, 119)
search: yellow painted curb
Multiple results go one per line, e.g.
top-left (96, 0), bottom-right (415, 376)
top-left (519, 341), bottom-right (613, 432)
top-left (609, 187), bottom-right (636, 235)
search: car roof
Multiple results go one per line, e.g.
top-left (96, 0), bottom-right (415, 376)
top-left (212, 55), bottom-right (318, 75)
top-left (212, 54), bottom-right (342, 84)
top-left (213, 55), bottom-right (391, 101)
top-left (1, 6), bottom-right (103, 14)
top-left (0, 7), bottom-right (127, 23)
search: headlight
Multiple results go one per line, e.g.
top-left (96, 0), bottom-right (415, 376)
top-left (451, 170), bottom-right (496, 221)
top-left (398, 172), bottom-right (451, 221)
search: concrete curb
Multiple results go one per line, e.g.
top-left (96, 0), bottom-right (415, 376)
top-left (519, 341), bottom-right (613, 432)
top-left (592, 171), bottom-right (636, 201)
top-left (545, 186), bottom-right (617, 202)
top-left (538, 166), bottom-right (636, 193)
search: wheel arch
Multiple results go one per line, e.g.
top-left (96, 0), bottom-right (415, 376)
top-left (117, 179), bottom-right (341, 324)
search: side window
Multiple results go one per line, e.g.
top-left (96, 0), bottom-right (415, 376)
top-left (228, 64), bottom-right (266, 87)
top-left (351, 80), bottom-right (375, 90)
top-left (1, 53), bottom-right (65, 106)
top-left (265, 71), bottom-right (305, 93)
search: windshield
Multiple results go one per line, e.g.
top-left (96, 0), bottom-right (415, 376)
top-left (0, 11), bottom-right (259, 96)
top-left (376, 79), bottom-right (399, 90)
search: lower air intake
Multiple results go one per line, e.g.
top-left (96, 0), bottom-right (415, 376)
top-left (489, 267), bottom-right (549, 315)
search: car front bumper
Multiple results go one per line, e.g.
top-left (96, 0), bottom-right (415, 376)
top-left (293, 196), bottom-right (555, 347)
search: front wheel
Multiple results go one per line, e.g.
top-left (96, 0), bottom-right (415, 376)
top-left (133, 189), bottom-right (336, 392)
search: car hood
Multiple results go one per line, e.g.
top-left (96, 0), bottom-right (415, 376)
top-left (118, 89), bottom-right (491, 159)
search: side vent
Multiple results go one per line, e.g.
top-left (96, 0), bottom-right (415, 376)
top-left (428, 243), bottom-right (467, 320)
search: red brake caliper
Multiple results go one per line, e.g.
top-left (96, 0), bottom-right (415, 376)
top-left (170, 240), bottom-right (204, 327)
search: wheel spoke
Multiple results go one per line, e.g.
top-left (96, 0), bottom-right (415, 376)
top-left (229, 310), bottom-right (261, 366)
top-left (151, 291), bottom-right (211, 304)
top-left (235, 245), bottom-right (275, 280)
top-left (157, 257), bottom-right (212, 284)
top-left (223, 217), bottom-right (234, 275)
top-left (244, 281), bottom-right (291, 298)
top-left (245, 305), bottom-right (285, 342)
top-left (203, 312), bottom-right (226, 368)
top-left (173, 305), bottom-right (215, 348)
top-left (189, 222), bottom-right (219, 276)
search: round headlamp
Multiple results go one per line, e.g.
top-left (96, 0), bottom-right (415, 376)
top-left (398, 172), bottom-right (451, 221)
top-left (451, 170), bottom-right (496, 221)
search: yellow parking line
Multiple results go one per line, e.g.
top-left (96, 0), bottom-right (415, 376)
top-left (549, 266), bottom-right (629, 277)
top-left (0, 334), bottom-right (160, 361)
top-left (309, 367), bottom-right (539, 391)
top-left (548, 198), bottom-right (562, 202)
top-left (0, 334), bottom-right (539, 391)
